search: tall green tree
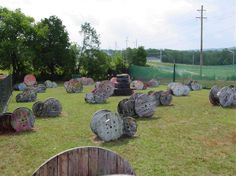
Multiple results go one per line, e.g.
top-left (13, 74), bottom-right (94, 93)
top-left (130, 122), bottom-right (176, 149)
top-left (0, 7), bottom-right (35, 81)
top-left (125, 46), bottom-right (147, 66)
top-left (33, 15), bottom-right (71, 79)
top-left (79, 22), bottom-right (110, 80)
top-left (80, 22), bottom-right (100, 52)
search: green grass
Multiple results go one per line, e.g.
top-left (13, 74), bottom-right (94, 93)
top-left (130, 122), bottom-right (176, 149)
top-left (1, 85), bottom-right (236, 176)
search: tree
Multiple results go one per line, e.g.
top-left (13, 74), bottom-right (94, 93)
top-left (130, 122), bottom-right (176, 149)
top-left (125, 46), bottom-right (147, 66)
top-left (80, 49), bottom-right (111, 80)
top-left (33, 16), bottom-right (71, 79)
top-left (110, 51), bottom-right (128, 74)
top-left (80, 22), bottom-right (100, 52)
top-left (0, 7), bottom-right (35, 82)
top-left (79, 22), bottom-right (109, 80)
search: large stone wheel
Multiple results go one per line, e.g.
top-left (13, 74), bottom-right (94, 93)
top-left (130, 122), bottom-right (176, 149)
top-left (123, 117), bottom-right (137, 137)
top-left (160, 91), bottom-right (172, 106)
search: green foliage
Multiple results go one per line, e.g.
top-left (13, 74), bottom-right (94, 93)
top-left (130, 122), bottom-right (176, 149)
top-left (33, 15), bottom-right (73, 79)
top-left (0, 7), bottom-right (35, 81)
top-left (125, 46), bottom-right (147, 66)
top-left (159, 48), bottom-right (236, 65)
top-left (110, 51), bottom-right (128, 73)
top-left (80, 22), bottom-right (100, 52)
top-left (80, 49), bottom-right (111, 80)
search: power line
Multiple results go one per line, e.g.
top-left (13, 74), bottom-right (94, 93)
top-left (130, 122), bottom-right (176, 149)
top-left (196, 5), bottom-right (207, 78)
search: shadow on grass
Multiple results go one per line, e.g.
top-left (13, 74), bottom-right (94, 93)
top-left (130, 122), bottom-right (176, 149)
top-left (91, 135), bottom-right (139, 147)
top-left (135, 116), bottom-right (160, 121)
top-left (0, 129), bottom-right (36, 136)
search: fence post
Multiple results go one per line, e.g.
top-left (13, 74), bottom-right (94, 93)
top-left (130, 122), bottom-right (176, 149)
top-left (173, 64), bottom-right (176, 82)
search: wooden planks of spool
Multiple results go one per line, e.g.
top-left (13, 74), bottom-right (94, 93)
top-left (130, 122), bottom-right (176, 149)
top-left (32, 146), bottom-right (136, 176)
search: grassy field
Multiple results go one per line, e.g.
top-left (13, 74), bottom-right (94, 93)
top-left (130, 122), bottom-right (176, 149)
top-left (1, 85), bottom-right (236, 175)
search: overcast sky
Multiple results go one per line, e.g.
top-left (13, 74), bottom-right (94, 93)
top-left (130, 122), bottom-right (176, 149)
top-left (1, 0), bottom-right (236, 50)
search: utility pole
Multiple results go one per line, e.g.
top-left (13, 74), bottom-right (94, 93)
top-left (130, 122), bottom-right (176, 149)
top-left (192, 51), bottom-right (195, 65)
top-left (125, 37), bottom-right (128, 49)
top-left (114, 41), bottom-right (117, 51)
top-left (196, 5), bottom-right (207, 79)
top-left (160, 49), bottom-right (162, 62)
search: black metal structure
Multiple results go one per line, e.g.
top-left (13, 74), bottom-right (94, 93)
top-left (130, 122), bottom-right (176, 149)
top-left (0, 75), bottom-right (12, 114)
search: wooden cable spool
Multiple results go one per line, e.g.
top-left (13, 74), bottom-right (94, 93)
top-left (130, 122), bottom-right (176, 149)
top-left (43, 98), bottom-right (62, 117)
top-left (190, 81), bottom-right (202, 91)
top-left (147, 79), bottom-right (160, 87)
top-left (85, 93), bottom-right (96, 104)
top-left (130, 80), bottom-right (144, 90)
top-left (218, 86), bottom-right (234, 107)
top-left (96, 80), bottom-right (114, 97)
top-left (150, 91), bottom-right (163, 106)
top-left (16, 89), bottom-right (37, 102)
top-left (24, 74), bottom-right (36, 86)
top-left (90, 109), bottom-right (112, 135)
top-left (32, 98), bottom-right (62, 117)
top-left (123, 117), bottom-right (137, 137)
top-left (134, 94), bottom-right (156, 118)
top-left (36, 84), bottom-right (47, 93)
top-left (160, 91), bottom-right (172, 106)
top-left (32, 101), bottom-right (46, 117)
top-left (18, 82), bottom-right (27, 91)
top-left (117, 98), bottom-right (136, 117)
top-left (0, 113), bottom-right (14, 131)
top-left (11, 107), bottom-right (35, 132)
top-left (64, 79), bottom-right (83, 93)
top-left (209, 85), bottom-right (220, 105)
top-left (90, 110), bottom-right (124, 141)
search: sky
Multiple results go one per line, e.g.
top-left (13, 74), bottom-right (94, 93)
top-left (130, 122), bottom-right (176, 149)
top-left (1, 0), bottom-right (236, 50)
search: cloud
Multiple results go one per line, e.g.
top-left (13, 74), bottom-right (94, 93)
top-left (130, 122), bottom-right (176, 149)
top-left (1, 0), bottom-right (235, 49)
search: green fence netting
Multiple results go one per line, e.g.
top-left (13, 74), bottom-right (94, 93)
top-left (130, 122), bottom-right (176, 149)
top-left (129, 64), bottom-right (236, 88)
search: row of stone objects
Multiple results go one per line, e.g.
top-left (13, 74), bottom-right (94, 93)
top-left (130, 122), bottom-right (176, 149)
top-left (85, 81), bottom-right (114, 104)
top-left (209, 85), bottom-right (236, 107)
top-left (90, 110), bottom-right (137, 141)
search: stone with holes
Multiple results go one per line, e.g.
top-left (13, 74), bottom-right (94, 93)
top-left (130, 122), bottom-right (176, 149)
top-left (150, 91), bottom-right (163, 106)
top-left (123, 117), bottom-right (137, 137)
top-left (134, 94), bottom-right (156, 118)
top-left (11, 107), bottom-right (35, 132)
top-left (96, 80), bottom-right (114, 97)
top-left (90, 110), bottom-right (124, 141)
top-left (18, 83), bottom-right (27, 91)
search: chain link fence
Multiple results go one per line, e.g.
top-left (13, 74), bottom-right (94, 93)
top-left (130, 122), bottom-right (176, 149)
top-left (0, 75), bottom-right (12, 114)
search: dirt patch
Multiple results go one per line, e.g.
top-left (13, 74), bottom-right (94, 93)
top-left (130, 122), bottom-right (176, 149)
top-left (197, 131), bottom-right (236, 147)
